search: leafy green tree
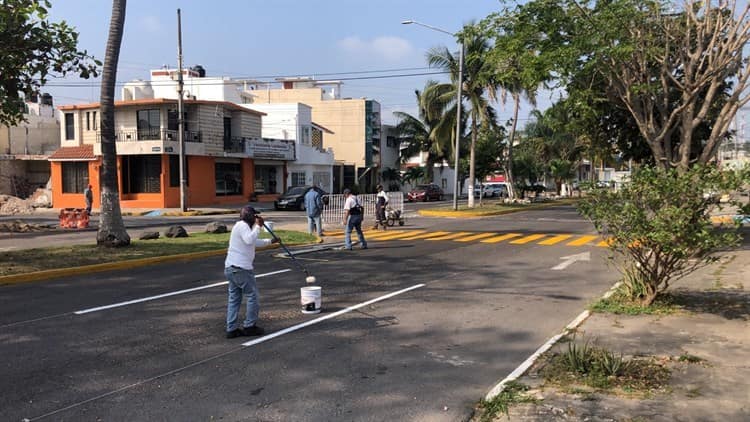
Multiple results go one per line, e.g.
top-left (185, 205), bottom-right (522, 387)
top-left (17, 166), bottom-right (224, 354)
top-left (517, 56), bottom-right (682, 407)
top-left (97, 0), bottom-right (130, 247)
top-left (549, 158), bottom-right (575, 194)
top-left (402, 166), bottom-right (426, 187)
top-left (0, 0), bottom-right (100, 125)
top-left (424, 27), bottom-right (498, 207)
top-left (578, 166), bottom-right (744, 305)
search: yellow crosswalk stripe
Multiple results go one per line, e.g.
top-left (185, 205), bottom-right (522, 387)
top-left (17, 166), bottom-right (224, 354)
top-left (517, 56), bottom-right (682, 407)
top-left (454, 232), bottom-right (497, 242)
top-left (426, 232), bottom-right (472, 241)
top-left (480, 233), bottom-right (522, 244)
top-left (538, 234), bottom-right (573, 245)
top-left (597, 238), bottom-right (613, 247)
top-left (566, 235), bottom-right (599, 246)
top-left (510, 234), bottom-right (547, 244)
top-left (370, 230), bottom-right (425, 241)
top-left (400, 231), bottom-right (451, 240)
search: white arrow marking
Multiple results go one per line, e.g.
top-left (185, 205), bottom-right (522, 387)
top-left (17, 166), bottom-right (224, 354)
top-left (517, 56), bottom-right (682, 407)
top-left (551, 252), bottom-right (591, 270)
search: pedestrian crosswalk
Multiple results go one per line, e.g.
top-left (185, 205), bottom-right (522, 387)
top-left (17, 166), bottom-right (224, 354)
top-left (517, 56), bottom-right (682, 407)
top-left (323, 229), bottom-right (609, 248)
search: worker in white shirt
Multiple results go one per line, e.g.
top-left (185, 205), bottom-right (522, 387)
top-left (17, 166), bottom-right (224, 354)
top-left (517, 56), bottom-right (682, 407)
top-left (373, 184), bottom-right (389, 229)
top-left (224, 205), bottom-right (278, 338)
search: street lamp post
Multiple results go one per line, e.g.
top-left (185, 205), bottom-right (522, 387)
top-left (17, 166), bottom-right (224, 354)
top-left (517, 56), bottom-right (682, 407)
top-left (402, 20), bottom-right (463, 211)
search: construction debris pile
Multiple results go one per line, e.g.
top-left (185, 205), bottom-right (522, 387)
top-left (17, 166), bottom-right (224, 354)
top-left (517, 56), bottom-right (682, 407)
top-left (0, 220), bottom-right (55, 233)
top-left (0, 189), bottom-right (52, 216)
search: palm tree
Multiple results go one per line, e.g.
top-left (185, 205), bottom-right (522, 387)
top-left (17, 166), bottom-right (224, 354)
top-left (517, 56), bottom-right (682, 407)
top-left (402, 166), bottom-right (426, 188)
top-left (97, 0), bottom-right (130, 247)
top-left (549, 158), bottom-right (575, 195)
top-left (424, 28), bottom-right (498, 207)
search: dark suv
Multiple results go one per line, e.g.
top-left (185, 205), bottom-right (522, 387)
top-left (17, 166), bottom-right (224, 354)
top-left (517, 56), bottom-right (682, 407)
top-left (274, 186), bottom-right (329, 210)
top-left (407, 184), bottom-right (444, 202)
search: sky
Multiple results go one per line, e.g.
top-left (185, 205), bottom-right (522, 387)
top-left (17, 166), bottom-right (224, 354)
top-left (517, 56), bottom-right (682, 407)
top-left (43, 0), bottom-right (547, 125)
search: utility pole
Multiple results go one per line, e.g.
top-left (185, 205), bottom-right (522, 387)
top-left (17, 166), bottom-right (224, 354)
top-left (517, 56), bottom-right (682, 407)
top-left (453, 42), bottom-right (463, 210)
top-left (177, 8), bottom-right (187, 212)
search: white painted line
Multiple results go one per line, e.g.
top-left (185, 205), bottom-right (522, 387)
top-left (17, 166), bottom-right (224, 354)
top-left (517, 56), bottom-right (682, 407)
top-left (484, 280), bottom-right (623, 401)
top-left (242, 283), bottom-right (425, 347)
top-left (74, 269), bottom-right (292, 315)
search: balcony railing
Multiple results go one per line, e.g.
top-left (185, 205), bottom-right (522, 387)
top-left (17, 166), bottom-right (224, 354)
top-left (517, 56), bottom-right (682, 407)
top-left (96, 129), bottom-right (202, 143)
top-left (223, 136), bottom-right (246, 153)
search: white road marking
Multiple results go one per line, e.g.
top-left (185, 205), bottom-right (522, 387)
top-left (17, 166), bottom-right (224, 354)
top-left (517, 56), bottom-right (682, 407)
top-left (242, 283), bottom-right (425, 347)
top-left (551, 251), bottom-right (591, 270)
top-left (74, 269), bottom-right (292, 315)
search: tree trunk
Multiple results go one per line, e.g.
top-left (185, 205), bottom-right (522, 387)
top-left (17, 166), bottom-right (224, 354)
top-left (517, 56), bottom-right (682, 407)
top-left (505, 94), bottom-right (520, 199)
top-left (467, 116), bottom-right (477, 208)
top-left (97, 0), bottom-right (130, 247)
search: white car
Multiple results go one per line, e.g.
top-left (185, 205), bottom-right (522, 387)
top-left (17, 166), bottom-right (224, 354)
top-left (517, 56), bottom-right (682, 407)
top-left (483, 182), bottom-right (509, 198)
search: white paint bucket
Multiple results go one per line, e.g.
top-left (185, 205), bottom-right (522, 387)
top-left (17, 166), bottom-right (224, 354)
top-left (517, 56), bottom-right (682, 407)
top-left (263, 221), bottom-right (274, 232)
top-left (300, 286), bottom-right (322, 314)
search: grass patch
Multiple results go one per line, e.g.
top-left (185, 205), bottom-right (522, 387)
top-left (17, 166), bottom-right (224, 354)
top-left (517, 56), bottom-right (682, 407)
top-left (476, 381), bottom-right (538, 421)
top-left (540, 337), bottom-right (670, 396)
top-left (590, 288), bottom-right (681, 315)
top-left (0, 230), bottom-right (315, 276)
top-left (678, 354), bottom-right (704, 363)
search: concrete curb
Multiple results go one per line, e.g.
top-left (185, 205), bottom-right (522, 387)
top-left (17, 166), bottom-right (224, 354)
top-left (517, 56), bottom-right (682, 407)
top-left (483, 281), bottom-right (623, 401)
top-left (418, 201), bottom-right (566, 218)
top-left (0, 243), bottom-right (285, 286)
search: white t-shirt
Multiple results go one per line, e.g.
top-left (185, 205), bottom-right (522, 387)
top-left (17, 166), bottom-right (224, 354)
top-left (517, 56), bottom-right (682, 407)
top-left (376, 190), bottom-right (388, 205)
top-left (344, 195), bottom-right (360, 210)
top-left (224, 220), bottom-right (272, 270)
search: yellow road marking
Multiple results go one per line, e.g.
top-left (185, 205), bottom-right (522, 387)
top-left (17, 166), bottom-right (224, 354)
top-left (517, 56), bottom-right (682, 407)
top-left (370, 230), bottom-right (425, 241)
top-left (480, 233), bottom-right (522, 244)
top-left (597, 238), bottom-right (613, 247)
top-left (510, 234), bottom-right (547, 244)
top-left (567, 235), bottom-right (599, 246)
top-left (454, 232), bottom-right (497, 242)
top-left (538, 234), bottom-right (573, 245)
top-left (400, 231), bottom-right (451, 240)
top-left (427, 232), bottom-right (472, 241)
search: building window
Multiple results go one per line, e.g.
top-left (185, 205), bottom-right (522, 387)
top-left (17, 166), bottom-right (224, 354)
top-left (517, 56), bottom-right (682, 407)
top-left (137, 109), bottom-right (160, 140)
top-left (121, 155), bottom-right (161, 193)
top-left (291, 172), bottom-right (306, 186)
top-left (215, 162), bottom-right (242, 196)
top-left (61, 162), bottom-right (89, 193)
top-left (92, 111), bottom-right (97, 130)
top-left (169, 155), bottom-right (189, 187)
top-left (301, 126), bottom-right (311, 145)
top-left (64, 113), bottom-right (75, 140)
top-left (86, 112), bottom-right (90, 131)
top-left (386, 136), bottom-right (398, 148)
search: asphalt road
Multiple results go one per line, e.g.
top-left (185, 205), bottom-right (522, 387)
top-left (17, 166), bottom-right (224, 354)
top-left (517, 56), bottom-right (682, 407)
top-left (0, 205), bottom-right (616, 421)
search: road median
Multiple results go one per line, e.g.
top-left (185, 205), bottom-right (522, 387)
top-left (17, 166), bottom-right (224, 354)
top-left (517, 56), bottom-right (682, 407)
top-left (418, 199), bottom-right (575, 218)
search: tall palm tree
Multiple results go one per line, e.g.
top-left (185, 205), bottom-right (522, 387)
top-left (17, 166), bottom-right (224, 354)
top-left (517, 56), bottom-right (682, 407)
top-left (97, 0), bottom-right (130, 247)
top-left (424, 29), bottom-right (497, 207)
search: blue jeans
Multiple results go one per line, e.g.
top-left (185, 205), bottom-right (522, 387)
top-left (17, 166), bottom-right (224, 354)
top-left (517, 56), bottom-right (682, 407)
top-left (345, 214), bottom-right (367, 249)
top-left (224, 266), bottom-right (259, 332)
top-left (307, 214), bottom-right (322, 236)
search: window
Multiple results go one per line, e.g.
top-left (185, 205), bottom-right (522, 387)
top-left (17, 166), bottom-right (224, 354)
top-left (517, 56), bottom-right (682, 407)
top-left (64, 113), bottom-right (75, 140)
top-left (301, 126), bottom-right (311, 145)
top-left (86, 112), bottom-right (90, 131)
top-left (215, 162), bottom-right (242, 196)
top-left (169, 155), bottom-right (189, 187)
top-left (137, 109), bottom-right (160, 140)
top-left (62, 162), bottom-right (89, 193)
top-left (386, 136), bottom-right (398, 148)
top-left (291, 172), bottom-right (306, 186)
top-left (121, 155), bottom-right (161, 193)
top-left (92, 111), bottom-right (97, 130)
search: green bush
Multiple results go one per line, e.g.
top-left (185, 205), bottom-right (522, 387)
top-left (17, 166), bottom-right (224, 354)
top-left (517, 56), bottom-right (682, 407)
top-left (578, 165), bottom-right (744, 305)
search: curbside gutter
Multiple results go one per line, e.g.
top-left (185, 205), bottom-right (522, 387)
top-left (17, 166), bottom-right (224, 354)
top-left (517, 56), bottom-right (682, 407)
top-left (0, 243), bottom-right (284, 286)
top-left (483, 281), bottom-right (623, 401)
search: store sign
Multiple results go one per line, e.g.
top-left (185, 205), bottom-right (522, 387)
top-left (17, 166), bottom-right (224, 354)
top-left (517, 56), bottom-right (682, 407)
top-left (247, 137), bottom-right (296, 161)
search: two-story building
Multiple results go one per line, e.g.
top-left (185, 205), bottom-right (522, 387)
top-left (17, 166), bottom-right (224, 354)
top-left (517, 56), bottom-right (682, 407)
top-left (48, 96), bottom-right (299, 209)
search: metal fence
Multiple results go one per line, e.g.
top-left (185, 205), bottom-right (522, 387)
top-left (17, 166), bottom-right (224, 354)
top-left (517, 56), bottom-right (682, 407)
top-left (322, 192), bottom-right (403, 224)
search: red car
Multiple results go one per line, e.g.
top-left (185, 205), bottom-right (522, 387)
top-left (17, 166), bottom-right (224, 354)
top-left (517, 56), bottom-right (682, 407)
top-left (407, 184), bottom-right (444, 202)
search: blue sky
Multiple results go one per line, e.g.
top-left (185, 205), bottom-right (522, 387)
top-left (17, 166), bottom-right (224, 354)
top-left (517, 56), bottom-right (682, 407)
top-left (45, 0), bottom-right (544, 125)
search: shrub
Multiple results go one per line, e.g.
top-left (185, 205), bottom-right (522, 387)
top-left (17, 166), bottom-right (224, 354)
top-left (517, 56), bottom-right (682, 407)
top-left (578, 165), bottom-right (744, 306)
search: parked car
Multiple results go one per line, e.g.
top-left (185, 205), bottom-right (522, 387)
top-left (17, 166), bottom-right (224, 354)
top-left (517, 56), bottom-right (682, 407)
top-left (483, 182), bottom-right (509, 198)
top-left (274, 186), bottom-right (329, 211)
top-left (407, 184), bottom-right (444, 202)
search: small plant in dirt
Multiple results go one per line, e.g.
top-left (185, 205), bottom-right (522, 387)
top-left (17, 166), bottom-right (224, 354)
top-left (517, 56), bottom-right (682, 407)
top-left (578, 165), bottom-right (745, 306)
top-left (678, 354), bottom-right (704, 363)
top-left (590, 286), bottom-right (681, 315)
top-left (476, 380), bottom-right (538, 421)
top-left (541, 337), bottom-right (670, 394)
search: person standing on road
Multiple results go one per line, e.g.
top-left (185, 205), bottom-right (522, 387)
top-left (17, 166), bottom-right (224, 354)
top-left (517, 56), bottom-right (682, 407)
top-left (304, 184), bottom-right (324, 237)
top-left (224, 205), bottom-right (279, 338)
top-left (373, 184), bottom-right (388, 230)
top-left (84, 184), bottom-right (93, 214)
top-left (342, 188), bottom-right (367, 250)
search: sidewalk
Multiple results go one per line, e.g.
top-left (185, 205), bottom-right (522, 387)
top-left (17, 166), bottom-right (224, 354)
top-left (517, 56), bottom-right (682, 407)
top-left (488, 247), bottom-right (750, 421)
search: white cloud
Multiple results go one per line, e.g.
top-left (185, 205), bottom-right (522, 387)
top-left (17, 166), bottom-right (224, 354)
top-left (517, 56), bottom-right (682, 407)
top-left (140, 15), bottom-right (163, 33)
top-left (338, 36), bottom-right (414, 61)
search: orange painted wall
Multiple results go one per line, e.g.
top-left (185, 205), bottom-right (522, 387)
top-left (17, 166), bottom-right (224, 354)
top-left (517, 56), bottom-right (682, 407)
top-left (51, 155), bottom-right (258, 210)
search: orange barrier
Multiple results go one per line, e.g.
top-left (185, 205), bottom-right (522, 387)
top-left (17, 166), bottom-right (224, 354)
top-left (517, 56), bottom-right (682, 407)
top-left (59, 208), bottom-right (89, 229)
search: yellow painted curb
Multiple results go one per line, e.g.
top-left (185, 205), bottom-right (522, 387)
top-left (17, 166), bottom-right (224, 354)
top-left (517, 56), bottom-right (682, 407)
top-left (418, 202), bottom-right (561, 218)
top-left (0, 242), bottom-right (288, 286)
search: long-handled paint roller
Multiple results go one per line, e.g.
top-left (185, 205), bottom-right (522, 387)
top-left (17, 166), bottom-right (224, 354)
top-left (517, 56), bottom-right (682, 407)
top-left (263, 222), bottom-right (316, 284)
